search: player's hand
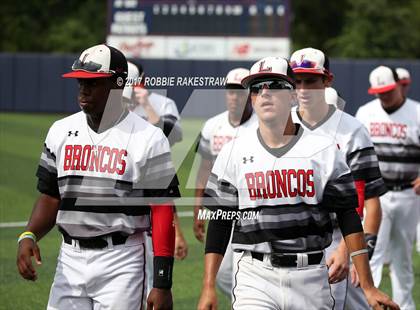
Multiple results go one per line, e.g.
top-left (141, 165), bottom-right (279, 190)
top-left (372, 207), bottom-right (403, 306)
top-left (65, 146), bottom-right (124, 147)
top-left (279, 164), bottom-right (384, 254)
top-left (134, 87), bottom-right (150, 107)
top-left (349, 264), bottom-right (360, 287)
top-left (146, 288), bottom-right (172, 310)
top-left (193, 206), bottom-right (206, 242)
top-left (16, 238), bottom-right (42, 281)
top-left (411, 177), bottom-right (420, 195)
top-left (326, 246), bottom-right (349, 283)
top-left (175, 233), bottom-right (188, 260)
top-left (197, 286), bottom-right (218, 310)
top-left (363, 286), bottom-right (400, 310)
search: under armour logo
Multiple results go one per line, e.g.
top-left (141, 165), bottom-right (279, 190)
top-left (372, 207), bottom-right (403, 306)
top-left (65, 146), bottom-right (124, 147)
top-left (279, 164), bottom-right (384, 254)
top-left (243, 156), bottom-right (254, 164)
top-left (68, 131), bottom-right (79, 136)
top-left (159, 269), bottom-right (164, 276)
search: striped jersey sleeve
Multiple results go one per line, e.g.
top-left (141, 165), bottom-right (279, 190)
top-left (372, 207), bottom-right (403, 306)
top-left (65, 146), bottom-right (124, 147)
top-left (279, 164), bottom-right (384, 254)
top-left (204, 141), bottom-right (238, 211)
top-left (36, 123), bottom-right (60, 198)
top-left (346, 125), bottom-right (387, 199)
top-left (323, 151), bottom-right (358, 210)
top-left (134, 131), bottom-right (180, 202)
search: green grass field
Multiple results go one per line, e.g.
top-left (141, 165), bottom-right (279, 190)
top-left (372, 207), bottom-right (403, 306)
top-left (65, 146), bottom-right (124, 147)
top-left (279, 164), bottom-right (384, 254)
top-left (0, 113), bottom-right (419, 309)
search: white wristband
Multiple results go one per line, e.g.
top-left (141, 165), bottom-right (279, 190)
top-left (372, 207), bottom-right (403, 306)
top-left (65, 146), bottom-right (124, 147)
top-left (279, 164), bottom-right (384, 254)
top-left (350, 248), bottom-right (368, 259)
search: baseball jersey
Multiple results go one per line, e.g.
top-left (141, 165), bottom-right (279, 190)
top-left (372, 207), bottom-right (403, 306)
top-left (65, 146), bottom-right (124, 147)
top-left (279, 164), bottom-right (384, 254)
top-left (197, 111), bottom-right (258, 163)
top-left (205, 126), bottom-right (358, 254)
top-left (292, 105), bottom-right (387, 199)
top-left (355, 98), bottom-right (420, 185)
top-left (37, 111), bottom-right (180, 238)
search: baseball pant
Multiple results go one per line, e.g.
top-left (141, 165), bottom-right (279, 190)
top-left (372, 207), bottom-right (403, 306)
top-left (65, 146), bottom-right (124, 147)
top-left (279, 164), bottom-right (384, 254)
top-left (344, 268), bottom-right (370, 310)
top-left (369, 189), bottom-right (419, 310)
top-left (47, 232), bottom-right (146, 310)
top-left (216, 242), bottom-right (233, 296)
top-left (144, 232), bottom-right (154, 299)
top-left (324, 227), bottom-right (349, 310)
top-left (232, 251), bottom-right (334, 310)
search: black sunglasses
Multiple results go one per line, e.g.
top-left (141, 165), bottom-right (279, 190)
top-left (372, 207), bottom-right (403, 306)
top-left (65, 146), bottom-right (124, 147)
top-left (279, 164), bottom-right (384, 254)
top-left (72, 59), bottom-right (113, 73)
top-left (250, 80), bottom-right (294, 94)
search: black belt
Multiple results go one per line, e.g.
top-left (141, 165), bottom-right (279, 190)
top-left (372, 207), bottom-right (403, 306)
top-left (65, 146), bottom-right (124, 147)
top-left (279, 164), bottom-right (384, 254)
top-left (251, 251), bottom-right (323, 267)
top-left (63, 233), bottom-right (128, 249)
top-left (385, 182), bottom-right (412, 191)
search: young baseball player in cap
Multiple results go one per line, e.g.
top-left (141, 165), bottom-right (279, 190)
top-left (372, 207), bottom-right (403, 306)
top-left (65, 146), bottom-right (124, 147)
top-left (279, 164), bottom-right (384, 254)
top-left (197, 56), bottom-right (399, 310)
top-left (289, 47), bottom-right (387, 310)
top-left (355, 65), bottom-right (420, 310)
top-left (194, 67), bottom-right (258, 297)
top-left (16, 44), bottom-right (179, 310)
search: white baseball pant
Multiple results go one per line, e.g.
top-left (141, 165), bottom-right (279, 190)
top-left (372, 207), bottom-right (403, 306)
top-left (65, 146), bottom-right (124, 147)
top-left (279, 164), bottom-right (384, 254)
top-left (232, 251), bottom-right (334, 310)
top-left (324, 227), bottom-right (349, 310)
top-left (47, 232), bottom-right (146, 310)
top-left (369, 189), bottom-right (419, 310)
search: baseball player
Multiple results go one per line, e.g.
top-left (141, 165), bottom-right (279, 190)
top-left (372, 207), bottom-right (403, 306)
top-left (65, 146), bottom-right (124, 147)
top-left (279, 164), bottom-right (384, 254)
top-left (16, 44), bottom-right (179, 310)
top-left (355, 65), bottom-right (420, 310)
top-left (123, 61), bottom-right (187, 301)
top-left (197, 56), bottom-right (398, 310)
top-left (194, 67), bottom-right (257, 297)
top-left (289, 47), bottom-right (386, 310)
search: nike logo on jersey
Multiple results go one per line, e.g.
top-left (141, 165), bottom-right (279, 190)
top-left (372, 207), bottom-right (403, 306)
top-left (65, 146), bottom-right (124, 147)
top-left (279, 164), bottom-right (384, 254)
top-left (245, 169), bottom-right (315, 200)
top-left (68, 131), bottom-right (79, 137)
top-left (63, 144), bottom-right (127, 175)
top-left (369, 122), bottom-right (407, 139)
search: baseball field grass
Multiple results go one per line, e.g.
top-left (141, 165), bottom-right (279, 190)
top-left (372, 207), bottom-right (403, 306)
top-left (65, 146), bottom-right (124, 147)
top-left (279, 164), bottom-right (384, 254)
top-left (0, 112), bottom-right (419, 309)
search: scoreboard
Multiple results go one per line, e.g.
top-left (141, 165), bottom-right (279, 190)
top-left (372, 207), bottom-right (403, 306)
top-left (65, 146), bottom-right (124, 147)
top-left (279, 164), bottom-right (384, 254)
top-left (107, 0), bottom-right (291, 60)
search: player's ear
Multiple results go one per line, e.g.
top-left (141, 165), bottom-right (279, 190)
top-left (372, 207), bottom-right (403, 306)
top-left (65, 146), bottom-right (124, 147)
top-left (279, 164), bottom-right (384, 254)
top-left (324, 73), bottom-right (334, 87)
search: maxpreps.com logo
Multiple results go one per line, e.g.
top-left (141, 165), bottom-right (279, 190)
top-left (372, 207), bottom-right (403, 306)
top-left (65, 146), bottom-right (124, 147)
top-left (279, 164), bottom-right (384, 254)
top-left (197, 209), bottom-right (260, 221)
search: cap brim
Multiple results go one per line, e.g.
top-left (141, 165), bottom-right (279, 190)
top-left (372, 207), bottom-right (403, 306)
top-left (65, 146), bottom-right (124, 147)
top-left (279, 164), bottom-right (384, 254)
top-left (399, 79), bottom-right (411, 85)
top-left (368, 83), bottom-right (397, 94)
top-left (292, 68), bottom-right (327, 75)
top-left (62, 71), bottom-right (113, 79)
top-left (241, 73), bottom-right (294, 88)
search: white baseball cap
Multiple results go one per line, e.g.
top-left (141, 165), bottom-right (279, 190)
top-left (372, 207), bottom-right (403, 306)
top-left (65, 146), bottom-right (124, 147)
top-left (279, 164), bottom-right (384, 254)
top-left (123, 61), bottom-right (142, 100)
top-left (368, 66), bottom-right (398, 94)
top-left (225, 68), bottom-right (249, 87)
top-left (241, 56), bottom-right (295, 88)
top-left (62, 44), bottom-right (127, 79)
top-left (290, 47), bottom-right (330, 76)
top-left (396, 67), bottom-right (411, 85)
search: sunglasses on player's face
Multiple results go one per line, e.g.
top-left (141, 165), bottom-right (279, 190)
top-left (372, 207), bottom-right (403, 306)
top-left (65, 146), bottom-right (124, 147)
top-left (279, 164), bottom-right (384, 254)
top-left (72, 59), bottom-right (115, 74)
top-left (250, 80), bottom-right (293, 94)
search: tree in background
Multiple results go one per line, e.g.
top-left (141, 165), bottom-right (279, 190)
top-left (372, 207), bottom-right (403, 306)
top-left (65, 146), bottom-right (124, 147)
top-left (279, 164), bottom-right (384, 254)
top-left (0, 0), bottom-right (106, 53)
top-left (328, 0), bottom-right (420, 58)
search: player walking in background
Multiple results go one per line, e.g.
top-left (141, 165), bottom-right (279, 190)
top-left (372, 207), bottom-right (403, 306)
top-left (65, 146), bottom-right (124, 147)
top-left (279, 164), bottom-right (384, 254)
top-left (197, 56), bottom-right (399, 310)
top-left (123, 61), bottom-right (188, 302)
top-left (356, 65), bottom-right (420, 310)
top-left (289, 47), bottom-right (386, 309)
top-left (194, 67), bottom-right (257, 297)
top-left (16, 44), bottom-right (179, 310)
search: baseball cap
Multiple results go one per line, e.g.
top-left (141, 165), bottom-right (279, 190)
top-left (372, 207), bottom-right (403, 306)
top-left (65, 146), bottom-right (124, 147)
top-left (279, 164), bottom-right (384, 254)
top-left (225, 68), bottom-right (249, 87)
top-left (241, 56), bottom-right (295, 88)
top-left (396, 67), bottom-right (411, 85)
top-left (290, 47), bottom-right (330, 76)
top-left (368, 66), bottom-right (398, 94)
top-left (123, 61), bottom-right (143, 100)
top-left (62, 44), bottom-right (128, 79)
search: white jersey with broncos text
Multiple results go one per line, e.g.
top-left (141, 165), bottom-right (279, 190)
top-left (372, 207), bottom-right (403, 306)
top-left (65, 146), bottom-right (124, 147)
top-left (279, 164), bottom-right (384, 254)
top-left (355, 98), bottom-right (420, 185)
top-left (205, 126), bottom-right (358, 254)
top-left (36, 111), bottom-right (180, 239)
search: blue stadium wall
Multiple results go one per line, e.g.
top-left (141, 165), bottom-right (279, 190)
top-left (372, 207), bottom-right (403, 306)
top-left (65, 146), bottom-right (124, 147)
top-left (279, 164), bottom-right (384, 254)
top-left (0, 53), bottom-right (419, 117)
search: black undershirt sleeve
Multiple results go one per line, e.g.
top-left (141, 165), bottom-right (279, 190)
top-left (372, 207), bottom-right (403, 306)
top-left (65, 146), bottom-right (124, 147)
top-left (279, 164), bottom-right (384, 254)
top-left (335, 207), bottom-right (363, 237)
top-left (205, 218), bottom-right (233, 255)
